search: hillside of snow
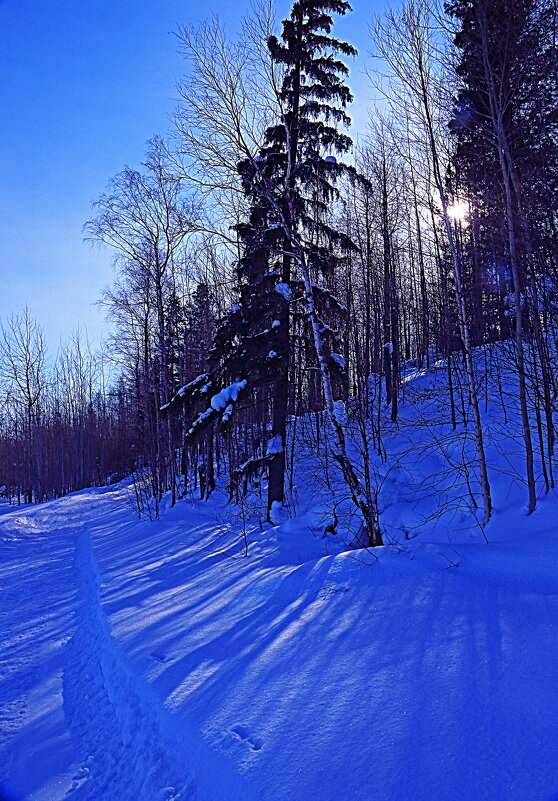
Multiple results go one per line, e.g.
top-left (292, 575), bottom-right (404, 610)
top-left (2, 353), bottom-right (558, 801)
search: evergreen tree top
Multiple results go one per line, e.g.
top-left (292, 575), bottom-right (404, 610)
top-left (268, 0), bottom-right (356, 148)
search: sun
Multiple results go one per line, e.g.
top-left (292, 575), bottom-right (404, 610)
top-left (447, 199), bottom-right (470, 222)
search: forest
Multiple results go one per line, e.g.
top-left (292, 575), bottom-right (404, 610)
top-left (1, 0), bottom-right (558, 544)
top-left (3, 1), bottom-right (558, 799)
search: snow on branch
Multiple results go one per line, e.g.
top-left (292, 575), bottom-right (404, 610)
top-left (210, 379), bottom-right (248, 412)
top-left (161, 373), bottom-right (211, 411)
top-left (185, 379), bottom-right (248, 439)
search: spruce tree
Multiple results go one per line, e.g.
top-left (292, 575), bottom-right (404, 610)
top-left (165, 0), bottom-right (383, 543)
top-left (254, 0), bottom-right (382, 543)
top-left (261, 0), bottom-right (356, 514)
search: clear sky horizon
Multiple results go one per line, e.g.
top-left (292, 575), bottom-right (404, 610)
top-left (0, 0), bottom-right (383, 358)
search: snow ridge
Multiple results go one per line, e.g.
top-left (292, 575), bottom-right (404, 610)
top-left (63, 530), bottom-right (196, 801)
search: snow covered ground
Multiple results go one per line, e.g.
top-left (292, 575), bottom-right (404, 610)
top-left (2, 355), bottom-right (558, 801)
top-left (2, 478), bottom-right (558, 801)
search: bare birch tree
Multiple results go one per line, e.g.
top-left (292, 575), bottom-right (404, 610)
top-left (371, 0), bottom-right (493, 524)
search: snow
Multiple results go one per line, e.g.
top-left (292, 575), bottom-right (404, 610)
top-left (163, 374), bottom-right (212, 411)
top-left (221, 403), bottom-right (234, 423)
top-left (274, 283), bottom-right (291, 301)
top-left (268, 498), bottom-right (288, 526)
top-left (330, 353), bottom-right (345, 369)
top-left (252, 325), bottom-right (275, 339)
top-left (2, 357), bottom-right (558, 801)
top-left (187, 406), bottom-right (213, 436)
top-left (0, 487), bottom-right (244, 801)
top-left (266, 435), bottom-right (283, 456)
top-left (3, 478), bottom-right (558, 801)
top-left (186, 381), bottom-right (248, 434)
top-left (210, 380), bottom-right (248, 412)
top-left (333, 399), bottom-right (346, 425)
top-left (178, 373), bottom-right (211, 398)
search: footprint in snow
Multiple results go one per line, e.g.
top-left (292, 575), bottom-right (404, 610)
top-left (66, 764), bottom-right (91, 795)
top-left (231, 725), bottom-right (263, 752)
top-left (151, 652), bottom-right (170, 664)
top-left (158, 787), bottom-right (181, 800)
top-left (317, 583), bottom-right (349, 600)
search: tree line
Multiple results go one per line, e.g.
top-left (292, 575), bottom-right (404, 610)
top-left (0, 312), bottom-right (135, 504)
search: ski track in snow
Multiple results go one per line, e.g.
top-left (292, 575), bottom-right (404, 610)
top-left (1, 490), bottom-right (252, 801)
top-left (62, 527), bottom-right (195, 801)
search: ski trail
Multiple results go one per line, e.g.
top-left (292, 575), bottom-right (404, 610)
top-left (62, 529), bottom-right (197, 801)
top-left (0, 512), bottom-right (77, 801)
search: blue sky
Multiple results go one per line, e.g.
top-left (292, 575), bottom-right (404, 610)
top-left (0, 0), bottom-right (382, 354)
